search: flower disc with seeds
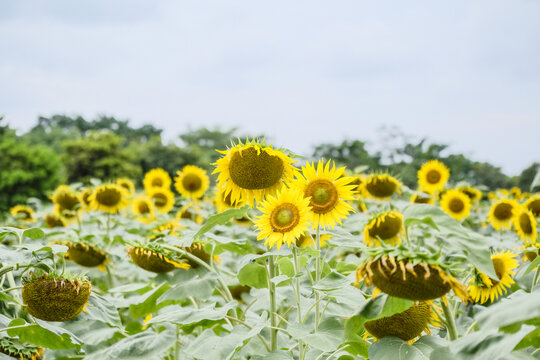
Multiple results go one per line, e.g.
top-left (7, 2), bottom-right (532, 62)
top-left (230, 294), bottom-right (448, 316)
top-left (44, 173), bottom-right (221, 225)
top-left (65, 243), bottom-right (107, 267)
top-left (128, 246), bottom-right (189, 273)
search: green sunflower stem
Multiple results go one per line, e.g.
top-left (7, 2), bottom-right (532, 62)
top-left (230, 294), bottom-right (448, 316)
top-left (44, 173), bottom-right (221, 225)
top-left (267, 256), bottom-right (278, 351)
top-left (533, 267), bottom-right (540, 289)
top-left (315, 222), bottom-right (321, 332)
top-left (441, 299), bottom-right (458, 341)
top-left (106, 213), bottom-right (111, 241)
top-left (292, 246), bottom-right (305, 358)
top-left (174, 325), bottom-right (180, 360)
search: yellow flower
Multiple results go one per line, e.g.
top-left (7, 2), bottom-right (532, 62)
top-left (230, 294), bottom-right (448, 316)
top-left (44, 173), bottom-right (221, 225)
top-left (363, 174), bottom-right (402, 200)
top-left (295, 232), bottom-right (332, 248)
top-left (127, 246), bottom-right (189, 273)
top-left (89, 184), bottom-right (129, 214)
top-left (147, 188), bottom-right (175, 214)
top-left (51, 185), bottom-right (81, 214)
top-left (440, 189), bottom-right (471, 221)
top-left (78, 188), bottom-right (94, 211)
top-left (468, 251), bottom-right (518, 304)
top-left (513, 207), bottom-right (537, 243)
top-left (254, 188), bottom-right (312, 249)
top-left (10, 205), bottom-right (35, 222)
top-left (510, 187), bottom-right (522, 199)
top-left (458, 186), bottom-right (483, 203)
top-left (417, 160), bottom-right (450, 193)
top-left (132, 195), bottom-right (155, 223)
top-left (525, 195), bottom-right (540, 218)
top-left (488, 199), bottom-right (519, 230)
top-left (215, 188), bottom-right (247, 213)
top-left (116, 178), bottom-right (136, 197)
top-left (294, 159), bottom-right (356, 230)
top-left (153, 220), bottom-right (184, 237)
top-left (213, 140), bottom-right (298, 206)
top-left (44, 213), bottom-right (66, 228)
top-left (410, 190), bottom-right (434, 205)
top-left (174, 165), bottom-right (210, 199)
top-left (363, 211), bottom-right (405, 247)
top-left (176, 204), bottom-right (204, 224)
top-left (143, 168), bottom-right (172, 192)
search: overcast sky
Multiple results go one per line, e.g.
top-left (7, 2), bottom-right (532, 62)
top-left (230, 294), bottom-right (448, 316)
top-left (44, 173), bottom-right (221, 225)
top-left (1, 1), bottom-right (539, 175)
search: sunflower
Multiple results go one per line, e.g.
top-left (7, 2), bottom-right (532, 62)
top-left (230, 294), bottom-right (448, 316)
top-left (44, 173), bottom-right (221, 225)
top-left (89, 184), bottom-right (129, 214)
top-left (488, 199), bottom-right (519, 230)
top-left (440, 190), bottom-right (471, 221)
top-left (10, 205), bottom-right (36, 222)
top-left (215, 188), bottom-right (246, 213)
top-left (294, 159), bottom-right (356, 230)
top-left (417, 160), bottom-right (450, 193)
top-left (147, 188), bottom-right (175, 214)
top-left (176, 204), bottom-right (204, 224)
top-left (143, 168), bottom-right (172, 192)
top-left (174, 165), bottom-right (210, 199)
top-left (410, 191), bottom-right (434, 205)
top-left (356, 256), bottom-right (469, 302)
top-left (525, 195), bottom-right (540, 218)
top-left (56, 241), bottom-right (108, 270)
top-left (363, 174), bottom-right (402, 199)
top-left (44, 213), bottom-right (66, 228)
top-left (153, 220), bottom-right (184, 237)
top-left (363, 211), bottom-right (404, 247)
top-left (458, 186), bottom-right (483, 203)
top-left (349, 174), bottom-right (367, 197)
top-left (127, 246), bottom-right (190, 273)
top-left (254, 188), bottom-right (312, 249)
top-left (78, 188), bottom-right (94, 211)
top-left (213, 139), bottom-right (298, 206)
top-left (364, 302), bottom-right (439, 342)
top-left (513, 207), bottom-right (537, 243)
top-left (468, 251), bottom-right (518, 304)
top-left (510, 187), bottom-right (522, 199)
top-left (51, 185), bottom-right (81, 213)
top-left (295, 232), bottom-right (332, 248)
top-left (116, 178), bottom-right (135, 197)
top-left (0, 337), bottom-right (44, 360)
top-left (132, 195), bottom-right (155, 223)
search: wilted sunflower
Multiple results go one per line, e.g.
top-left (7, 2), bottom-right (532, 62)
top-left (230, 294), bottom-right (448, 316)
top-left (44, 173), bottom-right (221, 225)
top-left (254, 188), bottom-right (312, 249)
top-left (127, 246), bottom-right (189, 273)
top-left (44, 213), bottom-right (66, 228)
top-left (147, 188), bottom-right (175, 214)
top-left (356, 256), bottom-right (468, 302)
top-left (440, 190), bottom-right (471, 221)
top-left (0, 337), bottom-right (44, 360)
top-left (55, 241), bottom-right (108, 270)
top-left (174, 165), bottom-right (210, 199)
top-left (143, 168), bottom-right (172, 192)
top-left (488, 199), bottom-right (519, 230)
top-left (90, 184), bottom-right (129, 213)
top-left (116, 178), bottom-right (135, 197)
top-left (363, 174), bottom-right (402, 199)
top-left (78, 188), bottom-right (93, 211)
top-left (363, 211), bottom-right (404, 247)
top-left (525, 195), bottom-right (540, 218)
top-left (132, 195), bottom-right (155, 223)
top-left (295, 232), bottom-right (332, 248)
top-left (363, 302), bottom-right (439, 342)
top-left (513, 207), bottom-right (537, 243)
top-left (468, 251), bottom-right (518, 304)
top-left (458, 186), bottom-right (483, 203)
top-left (10, 205), bottom-right (36, 222)
top-left (417, 160), bottom-right (450, 193)
top-left (51, 185), bottom-right (81, 215)
top-left (294, 159), bottom-right (356, 230)
top-left (213, 139), bottom-right (298, 206)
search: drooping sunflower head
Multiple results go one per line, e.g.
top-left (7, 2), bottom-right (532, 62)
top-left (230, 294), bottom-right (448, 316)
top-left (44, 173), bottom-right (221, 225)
top-left (116, 178), bottom-right (136, 197)
top-left (457, 186), bottom-right (483, 203)
top-left (10, 205), bottom-right (36, 222)
top-left (417, 160), bottom-right (450, 193)
top-left (153, 220), bottom-right (185, 238)
top-left (57, 241), bottom-right (107, 268)
top-left (143, 168), bottom-right (172, 192)
top-left (213, 139), bottom-right (298, 206)
top-left (176, 204), bottom-right (205, 224)
top-left (440, 189), bottom-right (471, 221)
top-left (147, 188), bottom-right (175, 214)
top-left (127, 245), bottom-right (189, 273)
top-left (78, 188), bottom-right (94, 211)
top-left (410, 190), bottom-right (434, 205)
top-left (363, 173), bottom-right (402, 200)
top-left (89, 184), bottom-right (129, 214)
top-left (44, 213), bottom-right (66, 228)
top-left (294, 159), bottom-right (356, 229)
top-left (364, 301), bottom-right (439, 342)
top-left (468, 251), bottom-right (518, 304)
top-left (132, 195), bottom-right (155, 222)
top-left (525, 195), bottom-right (540, 218)
top-left (254, 188), bottom-right (312, 250)
top-left (512, 207), bottom-right (538, 244)
top-left (363, 211), bottom-right (404, 247)
top-left (174, 165), bottom-right (210, 199)
top-left (51, 185), bottom-right (81, 212)
top-left (488, 199), bottom-right (519, 231)
top-left (0, 337), bottom-right (44, 360)
top-left (295, 232), bottom-right (332, 248)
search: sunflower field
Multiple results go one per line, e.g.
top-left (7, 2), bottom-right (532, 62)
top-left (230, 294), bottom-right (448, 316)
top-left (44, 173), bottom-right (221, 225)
top-left (2, 139), bottom-right (540, 360)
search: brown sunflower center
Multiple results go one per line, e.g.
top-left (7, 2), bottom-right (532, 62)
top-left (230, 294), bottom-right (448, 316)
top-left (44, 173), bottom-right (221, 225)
top-left (119, 182), bottom-right (131, 192)
top-left (305, 179), bottom-right (338, 214)
top-left (182, 173), bottom-right (202, 192)
top-left (448, 198), bottom-right (465, 213)
top-left (270, 203), bottom-right (299, 233)
top-left (365, 177), bottom-right (397, 198)
top-left (138, 201), bottom-right (150, 214)
top-left (151, 178), bottom-right (163, 187)
top-left (494, 203), bottom-right (513, 220)
top-left (56, 193), bottom-right (80, 210)
top-left (426, 170), bottom-right (442, 184)
top-left (152, 193), bottom-right (168, 207)
top-left (368, 214), bottom-right (402, 240)
top-left (81, 191), bottom-right (92, 206)
top-left (228, 147), bottom-right (284, 190)
top-left (519, 213), bottom-right (533, 235)
top-left (412, 195), bottom-right (431, 204)
top-left (528, 199), bottom-right (540, 217)
top-left (95, 188), bottom-right (122, 206)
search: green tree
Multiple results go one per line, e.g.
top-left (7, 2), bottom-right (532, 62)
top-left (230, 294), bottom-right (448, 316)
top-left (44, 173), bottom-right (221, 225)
top-left (518, 162), bottom-right (540, 191)
top-left (62, 131), bottom-right (141, 183)
top-left (312, 140), bottom-right (382, 172)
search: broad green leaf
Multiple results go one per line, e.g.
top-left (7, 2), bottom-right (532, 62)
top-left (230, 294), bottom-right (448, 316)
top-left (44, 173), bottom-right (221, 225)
top-left (83, 292), bottom-right (122, 327)
top-left (6, 319), bottom-right (83, 350)
top-left (358, 294), bottom-right (387, 319)
top-left (251, 351), bottom-right (294, 359)
top-left (129, 282), bottom-right (171, 319)
top-left (377, 296), bottom-right (414, 320)
top-left (302, 318), bottom-right (344, 352)
top-left (475, 289), bottom-right (540, 329)
top-left (277, 257), bottom-right (294, 278)
top-left (194, 206), bottom-right (251, 239)
top-left (148, 301), bottom-right (237, 326)
top-left (22, 228), bottom-right (45, 240)
top-left (160, 274), bottom-right (217, 301)
top-left (313, 271), bottom-right (351, 291)
top-left (238, 263), bottom-right (268, 289)
top-left (369, 336), bottom-right (446, 360)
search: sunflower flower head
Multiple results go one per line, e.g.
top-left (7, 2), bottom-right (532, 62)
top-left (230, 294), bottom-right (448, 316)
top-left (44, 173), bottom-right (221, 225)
top-left (51, 185), bottom-right (81, 216)
top-left (525, 195), bottom-right (540, 218)
top-left (89, 184), bottom-right (129, 214)
top-left (417, 160), bottom-right (450, 193)
top-left (116, 178), bottom-right (136, 197)
top-left (147, 188), bottom-right (175, 214)
top-left (10, 205), bottom-right (36, 222)
top-left (132, 195), bottom-right (155, 223)
top-left (488, 199), bottom-right (519, 231)
top-left (363, 173), bottom-right (402, 200)
top-left (363, 211), bottom-right (405, 247)
top-left (174, 165), bottom-right (210, 199)
top-left (440, 189), bottom-right (471, 221)
top-left (513, 207), bottom-right (538, 244)
top-left (143, 168), bottom-right (172, 192)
